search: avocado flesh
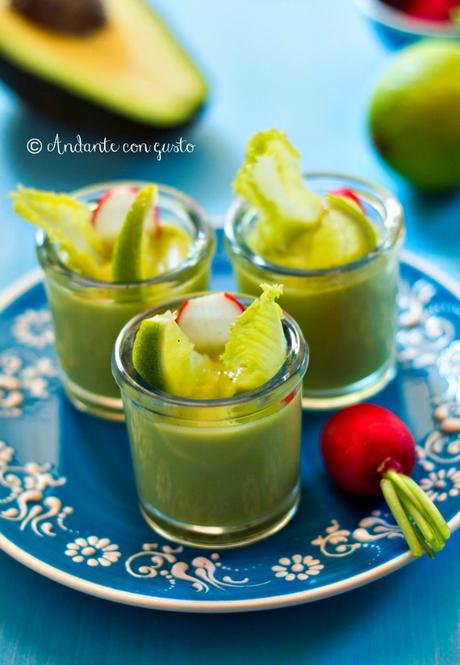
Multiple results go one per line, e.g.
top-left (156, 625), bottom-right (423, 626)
top-left (0, 0), bottom-right (207, 128)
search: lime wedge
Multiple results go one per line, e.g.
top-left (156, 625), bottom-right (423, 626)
top-left (325, 193), bottom-right (371, 223)
top-left (310, 194), bottom-right (379, 269)
top-left (132, 311), bottom-right (233, 399)
top-left (259, 194), bottom-right (379, 270)
top-left (11, 186), bottom-right (107, 278)
top-left (221, 283), bottom-right (286, 393)
top-left (112, 185), bottom-right (157, 282)
top-left (233, 129), bottom-right (324, 249)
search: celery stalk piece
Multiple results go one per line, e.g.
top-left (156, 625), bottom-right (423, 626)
top-left (221, 283), bottom-right (286, 393)
top-left (12, 186), bottom-right (107, 278)
top-left (233, 129), bottom-right (324, 249)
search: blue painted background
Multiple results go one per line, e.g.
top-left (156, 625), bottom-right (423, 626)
top-left (0, 1), bottom-right (459, 664)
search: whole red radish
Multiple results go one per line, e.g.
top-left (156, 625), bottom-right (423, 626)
top-left (321, 404), bottom-right (416, 497)
top-left (321, 404), bottom-right (450, 558)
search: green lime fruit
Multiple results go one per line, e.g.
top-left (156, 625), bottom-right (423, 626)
top-left (369, 40), bottom-right (460, 191)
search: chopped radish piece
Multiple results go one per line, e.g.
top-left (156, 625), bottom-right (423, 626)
top-left (176, 292), bottom-right (244, 355)
top-left (330, 188), bottom-right (365, 212)
top-left (281, 389), bottom-right (297, 406)
top-left (92, 186), bottom-right (158, 243)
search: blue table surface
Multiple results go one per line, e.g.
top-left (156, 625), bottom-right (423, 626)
top-left (0, 1), bottom-right (459, 664)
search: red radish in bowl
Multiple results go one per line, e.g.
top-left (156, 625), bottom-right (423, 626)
top-left (176, 292), bottom-right (244, 355)
top-left (321, 404), bottom-right (450, 558)
top-left (92, 186), bottom-right (159, 244)
top-left (330, 188), bottom-right (365, 212)
top-left (383, 0), bottom-right (460, 22)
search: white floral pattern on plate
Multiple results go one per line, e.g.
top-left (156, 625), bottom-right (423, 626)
top-left (398, 280), bottom-right (460, 472)
top-left (419, 468), bottom-right (460, 503)
top-left (272, 555), bottom-right (324, 582)
top-left (312, 512), bottom-right (403, 558)
top-left (65, 537), bottom-right (121, 567)
top-left (352, 512), bottom-right (404, 543)
top-left (12, 309), bottom-right (54, 349)
top-left (311, 519), bottom-right (361, 558)
top-left (0, 352), bottom-right (58, 417)
top-left (397, 279), bottom-right (455, 367)
top-left (125, 545), bottom-right (253, 593)
top-left (0, 441), bottom-right (73, 536)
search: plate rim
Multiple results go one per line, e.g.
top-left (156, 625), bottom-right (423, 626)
top-left (0, 252), bottom-right (459, 613)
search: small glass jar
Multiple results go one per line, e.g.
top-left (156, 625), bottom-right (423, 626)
top-left (37, 181), bottom-right (215, 421)
top-left (113, 294), bottom-right (308, 549)
top-left (225, 173), bottom-right (404, 410)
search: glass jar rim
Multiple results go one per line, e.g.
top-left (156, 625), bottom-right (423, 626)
top-left (36, 180), bottom-right (215, 290)
top-left (225, 172), bottom-right (404, 278)
top-left (112, 292), bottom-right (308, 410)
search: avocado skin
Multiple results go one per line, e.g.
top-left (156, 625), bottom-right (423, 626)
top-left (0, 52), bottom-right (205, 137)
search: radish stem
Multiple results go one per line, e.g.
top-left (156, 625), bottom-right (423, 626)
top-left (398, 480), bottom-right (447, 552)
top-left (403, 475), bottom-right (451, 540)
top-left (386, 473), bottom-right (439, 547)
top-left (396, 492), bottom-right (438, 550)
top-left (400, 494), bottom-right (434, 540)
top-left (381, 471), bottom-right (450, 557)
top-left (386, 471), bottom-right (450, 545)
top-left (380, 478), bottom-right (423, 557)
top-left (385, 470), bottom-right (424, 512)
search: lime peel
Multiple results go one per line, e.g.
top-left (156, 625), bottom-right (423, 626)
top-left (112, 185), bottom-right (157, 282)
top-left (323, 194), bottom-right (379, 260)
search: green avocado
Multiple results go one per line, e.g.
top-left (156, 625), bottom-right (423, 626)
top-left (369, 40), bottom-right (460, 191)
top-left (0, 0), bottom-right (207, 133)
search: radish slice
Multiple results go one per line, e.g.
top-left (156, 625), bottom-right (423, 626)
top-left (92, 186), bottom-right (158, 244)
top-left (176, 292), bottom-right (244, 355)
top-left (330, 188), bottom-right (365, 212)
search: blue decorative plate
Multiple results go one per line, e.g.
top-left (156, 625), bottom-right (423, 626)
top-left (0, 231), bottom-right (459, 612)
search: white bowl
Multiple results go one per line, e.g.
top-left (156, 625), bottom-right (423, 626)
top-left (354, 0), bottom-right (460, 47)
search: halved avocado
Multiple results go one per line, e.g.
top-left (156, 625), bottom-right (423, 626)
top-left (0, 0), bottom-right (207, 133)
